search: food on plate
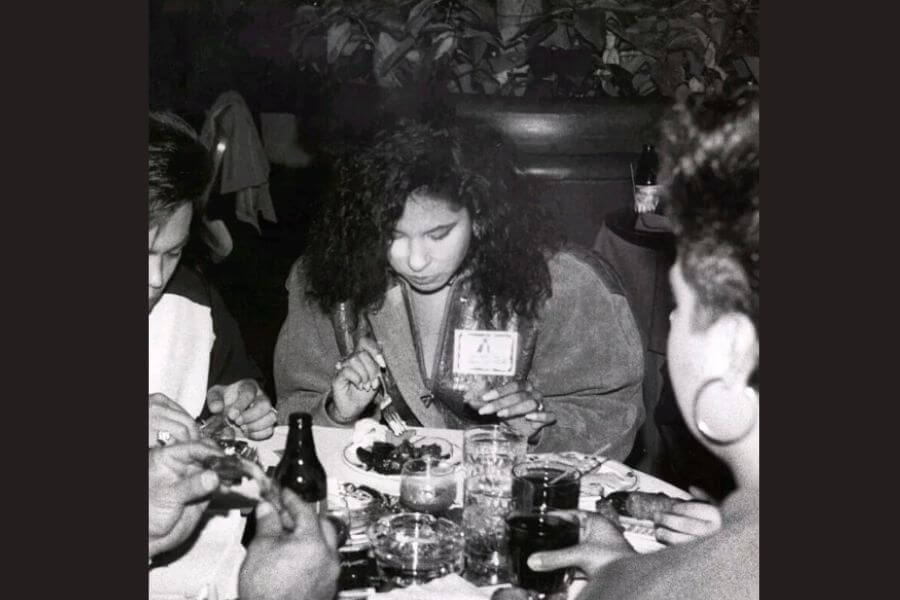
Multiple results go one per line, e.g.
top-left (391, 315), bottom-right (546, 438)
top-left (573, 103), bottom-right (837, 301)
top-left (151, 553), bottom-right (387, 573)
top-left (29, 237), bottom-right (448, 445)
top-left (351, 418), bottom-right (389, 447)
top-left (596, 491), bottom-right (681, 528)
top-left (352, 418), bottom-right (417, 448)
top-left (356, 439), bottom-right (450, 475)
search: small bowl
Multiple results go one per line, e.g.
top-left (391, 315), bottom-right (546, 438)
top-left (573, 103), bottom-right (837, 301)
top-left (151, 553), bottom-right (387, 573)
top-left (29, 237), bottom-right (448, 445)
top-left (367, 512), bottom-right (464, 588)
top-left (399, 457), bottom-right (458, 514)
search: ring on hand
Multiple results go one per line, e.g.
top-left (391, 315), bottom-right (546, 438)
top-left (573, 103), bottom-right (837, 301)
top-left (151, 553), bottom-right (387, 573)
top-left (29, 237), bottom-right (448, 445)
top-left (156, 430), bottom-right (173, 445)
top-left (535, 397), bottom-right (545, 413)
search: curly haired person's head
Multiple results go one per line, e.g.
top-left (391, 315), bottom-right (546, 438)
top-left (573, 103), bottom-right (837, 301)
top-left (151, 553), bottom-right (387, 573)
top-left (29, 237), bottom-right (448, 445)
top-left (304, 120), bottom-right (561, 321)
top-left (662, 90), bottom-right (759, 336)
top-left (661, 89), bottom-right (759, 408)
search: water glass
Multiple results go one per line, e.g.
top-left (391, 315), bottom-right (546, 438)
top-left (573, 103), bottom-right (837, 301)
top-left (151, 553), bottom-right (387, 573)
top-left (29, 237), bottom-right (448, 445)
top-left (461, 425), bottom-right (527, 585)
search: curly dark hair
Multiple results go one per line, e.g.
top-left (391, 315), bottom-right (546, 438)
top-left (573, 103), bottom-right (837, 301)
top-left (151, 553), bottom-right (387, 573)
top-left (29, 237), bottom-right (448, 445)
top-left (660, 89), bottom-right (759, 383)
top-left (304, 120), bottom-right (562, 322)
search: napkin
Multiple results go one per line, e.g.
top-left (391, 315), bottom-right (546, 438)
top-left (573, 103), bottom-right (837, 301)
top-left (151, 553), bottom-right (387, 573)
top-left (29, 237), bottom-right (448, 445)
top-left (372, 574), bottom-right (493, 600)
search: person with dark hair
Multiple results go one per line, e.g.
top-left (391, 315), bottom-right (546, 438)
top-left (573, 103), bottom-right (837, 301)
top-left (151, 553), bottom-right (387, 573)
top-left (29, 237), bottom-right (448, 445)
top-left (274, 120), bottom-right (644, 456)
top-left (148, 112), bottom-right (278, 598)
top-left (148, 111), bottom-right (276, 446)
top-left (525, 90), bottom-right (759, 599)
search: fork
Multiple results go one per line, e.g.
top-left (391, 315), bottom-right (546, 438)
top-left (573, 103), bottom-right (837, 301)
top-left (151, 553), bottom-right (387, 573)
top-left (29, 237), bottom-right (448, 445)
top-left (376, 373), bottom-right (408, 436)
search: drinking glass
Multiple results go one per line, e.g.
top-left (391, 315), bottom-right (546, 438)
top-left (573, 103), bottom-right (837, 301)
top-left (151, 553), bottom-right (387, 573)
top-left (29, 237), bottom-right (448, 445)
top-left (506, 510), bottom-right (580, 600)
top-left (461, 425), bottom-right (527, 585)
top-left (511, 460), bottom-right (582, 512)
top-left (400, 457), bottom-right (458, 515)
top-left (325, 496), bottom-right (351, 548)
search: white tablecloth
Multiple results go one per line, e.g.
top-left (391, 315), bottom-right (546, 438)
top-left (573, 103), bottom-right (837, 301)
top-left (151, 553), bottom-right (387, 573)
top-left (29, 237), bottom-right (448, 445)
top-left (256, 426), bottom-right (689, 552)
top-left (241, 426), bottom-right (690, 600)
top-left (257, 425), bottom-right (688, 499)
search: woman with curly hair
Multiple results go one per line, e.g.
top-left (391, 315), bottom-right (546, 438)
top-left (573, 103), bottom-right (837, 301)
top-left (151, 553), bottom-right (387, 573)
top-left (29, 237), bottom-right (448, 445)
top-left (273, 120), bottom-right (644, 455)
top-left (525, 90), bottom-right (759, 599)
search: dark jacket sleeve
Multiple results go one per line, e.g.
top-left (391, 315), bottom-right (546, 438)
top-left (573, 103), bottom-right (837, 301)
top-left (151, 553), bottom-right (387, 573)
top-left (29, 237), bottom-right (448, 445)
top-left (528, 250), bottom-right (645, 459)
top-left (206, 278), bottom-right (263, 388)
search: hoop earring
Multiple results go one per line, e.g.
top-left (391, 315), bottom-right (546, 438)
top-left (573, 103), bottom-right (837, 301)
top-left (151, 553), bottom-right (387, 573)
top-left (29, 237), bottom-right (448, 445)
top-left (693, 379), bottom-right (758, 445)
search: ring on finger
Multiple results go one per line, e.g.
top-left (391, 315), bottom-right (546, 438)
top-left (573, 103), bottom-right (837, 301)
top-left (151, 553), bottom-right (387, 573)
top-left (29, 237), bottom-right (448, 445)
top-left (156, 430), bottom-right (173, 445)
top-left (534, 397), bottom-right (545, 412)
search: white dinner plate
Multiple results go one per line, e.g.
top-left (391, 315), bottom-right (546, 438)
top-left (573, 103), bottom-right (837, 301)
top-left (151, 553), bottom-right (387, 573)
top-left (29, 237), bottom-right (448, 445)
top-left (342, 436), bottom-right (462, 478)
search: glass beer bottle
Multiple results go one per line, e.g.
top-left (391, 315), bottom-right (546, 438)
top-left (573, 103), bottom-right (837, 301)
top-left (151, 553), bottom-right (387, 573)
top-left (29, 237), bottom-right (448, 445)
top-left (633, 143), bottom-right (661, 213)
top-left (274, 412), bottom-right (327, 512)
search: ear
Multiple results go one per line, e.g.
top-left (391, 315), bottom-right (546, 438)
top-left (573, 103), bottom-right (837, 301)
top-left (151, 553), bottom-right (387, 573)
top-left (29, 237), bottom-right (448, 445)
top-left (704, 312), bottom-right (759, 390)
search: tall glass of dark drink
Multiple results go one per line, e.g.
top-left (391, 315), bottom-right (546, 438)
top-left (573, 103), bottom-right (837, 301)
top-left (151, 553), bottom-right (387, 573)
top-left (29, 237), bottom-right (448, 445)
top-left (511, 461), bottom-right (581, 512)
top-left (507, 511), bottom-right (580, 599)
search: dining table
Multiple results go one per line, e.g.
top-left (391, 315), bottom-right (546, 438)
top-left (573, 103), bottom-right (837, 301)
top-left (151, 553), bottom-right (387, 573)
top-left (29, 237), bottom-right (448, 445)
top-left (249, 424), bottom-right (691, 600)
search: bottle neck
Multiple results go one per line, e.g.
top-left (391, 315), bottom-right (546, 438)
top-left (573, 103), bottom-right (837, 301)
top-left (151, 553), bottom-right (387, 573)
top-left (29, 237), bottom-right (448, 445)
top-left (285, 424), bottom-right (315, 451)
top-left (284, 413), bottom-right (317, 454)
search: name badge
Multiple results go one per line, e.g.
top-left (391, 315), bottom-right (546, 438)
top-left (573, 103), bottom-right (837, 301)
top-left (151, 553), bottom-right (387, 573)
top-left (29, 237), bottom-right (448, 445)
top-left (453, 330), bottom-right (518, 376)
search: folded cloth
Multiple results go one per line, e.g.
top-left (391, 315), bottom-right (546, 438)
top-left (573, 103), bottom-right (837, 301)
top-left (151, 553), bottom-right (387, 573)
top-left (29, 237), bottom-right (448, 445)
top-left (201, 91), bottom-right (277, 233)
top-left (635, 213), bottom-right (673, 233)
top-left (373, 574), bottom-right (493, 600)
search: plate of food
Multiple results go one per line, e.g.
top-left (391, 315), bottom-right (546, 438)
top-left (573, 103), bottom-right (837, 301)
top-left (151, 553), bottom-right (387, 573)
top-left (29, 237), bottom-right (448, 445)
top-left (342, 419), bottom-right (461, 477)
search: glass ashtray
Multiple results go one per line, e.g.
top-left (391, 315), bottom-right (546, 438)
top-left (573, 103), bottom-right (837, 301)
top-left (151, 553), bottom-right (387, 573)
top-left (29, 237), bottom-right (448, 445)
top-left (366, 512), bottom-right (464, 588)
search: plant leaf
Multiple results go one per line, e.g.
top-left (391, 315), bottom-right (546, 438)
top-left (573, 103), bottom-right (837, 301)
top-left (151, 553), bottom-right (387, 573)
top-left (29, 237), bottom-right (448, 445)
top-left (488, 44), bottom-right (529, 74)
top-left (573, 8), bottom-right (607, 51)
top-left (462, 0), bottom-right (496, 27)
top-left (526, 20), bottom-right (559, 52)
top-left (341, 39), bottom-right (361, 57)
top-left (369, 7), bottom-right (407, 37)
top-left (326, 21), bottom-right (352, 64)
top-left (408, 0), bottom-right (439, 32)
top-left (461, 26), bottom-right (500, 46)
top-left (433, 32), bottom-right (457, 61)
top-left (469, 36), bottom-right (488, 65)
top-left (376, 35), bottom-right (417, 77)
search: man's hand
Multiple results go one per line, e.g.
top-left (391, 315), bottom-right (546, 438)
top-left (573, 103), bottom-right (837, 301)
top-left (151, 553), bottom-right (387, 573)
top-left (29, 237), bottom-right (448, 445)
top-left (149, 393), bottom-right (200, 447)
top-left (206, 379), bottom-right (276, 440)
top-left (239, 488), bottom-right (341, 600)
top-left (148, 441), bottom-right (222, 557)
top-left (526, 511), bottom-right (635, 577)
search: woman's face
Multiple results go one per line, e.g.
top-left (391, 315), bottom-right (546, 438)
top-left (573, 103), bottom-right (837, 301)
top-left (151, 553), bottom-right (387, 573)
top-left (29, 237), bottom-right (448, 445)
top-left (666, 260), bottom-right (716, 427)
top-left (388, 191), bottom-right (472, 293)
